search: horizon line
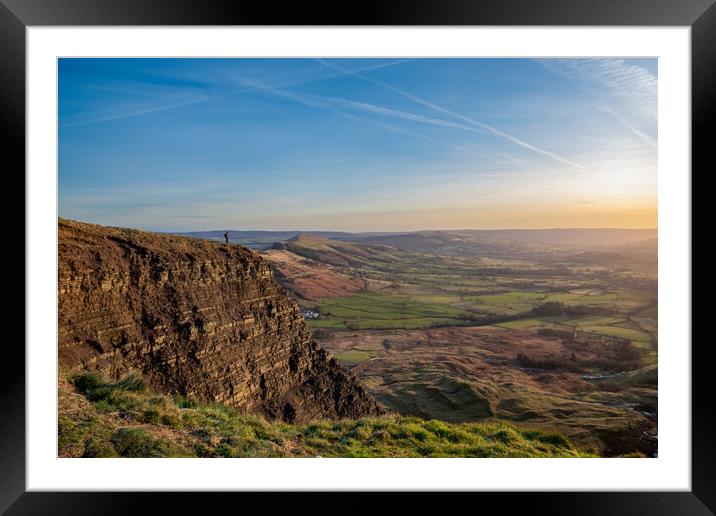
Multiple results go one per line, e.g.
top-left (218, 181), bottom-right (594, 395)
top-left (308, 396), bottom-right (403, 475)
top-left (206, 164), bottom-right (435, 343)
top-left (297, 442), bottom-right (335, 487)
top-left (173, 227), bottom-right (658, 234)
top-left (58, 217), bottom-right (658, 234)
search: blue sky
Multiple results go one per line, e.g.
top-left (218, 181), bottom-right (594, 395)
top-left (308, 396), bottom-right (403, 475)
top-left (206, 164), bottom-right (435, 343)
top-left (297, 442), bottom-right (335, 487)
top-left (58, 58), bottom-right (658, 231)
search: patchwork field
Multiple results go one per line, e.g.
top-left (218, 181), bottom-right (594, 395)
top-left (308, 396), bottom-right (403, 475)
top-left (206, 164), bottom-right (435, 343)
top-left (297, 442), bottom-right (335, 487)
top-left (308, 288), bottom-right (656, 346)
top-left (260, 230), bottom-right (658, 456)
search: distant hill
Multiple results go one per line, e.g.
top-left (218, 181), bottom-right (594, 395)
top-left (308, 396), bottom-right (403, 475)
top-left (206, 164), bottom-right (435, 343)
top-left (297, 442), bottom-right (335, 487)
top-left (453, 228), bottom-right (657, 248)
top-left (173, 228), bottom-right (657, 255)
top-left (350, 231), bottom-right (501, 256)
top-left (353, 229), bottom-right (657, 255)
top-left (172, 230), bottom-right (355, 249)
top-left (273, 233), bottom-right (395, 268)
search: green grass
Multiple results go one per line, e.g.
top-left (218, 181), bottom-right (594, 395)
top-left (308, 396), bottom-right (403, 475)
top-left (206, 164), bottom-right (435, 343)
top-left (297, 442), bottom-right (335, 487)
top-left (314, 292), bottom-right (475, 330)
top-left (494, 315), bottom-right (571, 330)
top-left (466, 290), bottom-right (547, 306)
top-left (60, 372), bottom-right (596, 458)
top-left (495, 318), bottom-right (554, 330)
top-left (580, 325), bottom-right (652, 342)
top-left (495, 316), bottom-right (654, 346)
top-left (563, 315), bottom-right (627, 327)
top-left (612, 365), bottom-right (658, 387)
top-left (544, 291), bottom-right (618, 304)
top-left (311, 287), bottom-right (656, 348)
top-left (460, 288), bottom-right (655, 320)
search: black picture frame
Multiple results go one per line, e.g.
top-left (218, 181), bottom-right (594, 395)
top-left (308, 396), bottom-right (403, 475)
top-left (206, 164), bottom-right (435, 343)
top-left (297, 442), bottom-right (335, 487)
top-left (2, 0), bottom-right (709, 513)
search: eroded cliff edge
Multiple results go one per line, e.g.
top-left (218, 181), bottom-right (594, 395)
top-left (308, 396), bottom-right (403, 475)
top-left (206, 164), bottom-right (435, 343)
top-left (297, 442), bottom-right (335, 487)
top-left (58, 219), bottom-right (383, 423)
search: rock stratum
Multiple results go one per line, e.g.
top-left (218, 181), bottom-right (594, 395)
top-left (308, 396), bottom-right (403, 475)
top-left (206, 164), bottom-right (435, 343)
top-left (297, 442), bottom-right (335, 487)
top-left (58, 219), bottom-right (383, 423)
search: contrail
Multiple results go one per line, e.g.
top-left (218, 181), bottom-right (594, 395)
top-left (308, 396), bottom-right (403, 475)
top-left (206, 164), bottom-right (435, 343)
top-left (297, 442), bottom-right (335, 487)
top-left (317, 59), bottom-right (586, 171)
top-left (236, 76), bottom-right (486, 136)
top-left (61, 60), bottom-right (417, 130)
top-left (59, 95), bottom-right (208, 129)
top-left (602, 106), bottom-right (657, 150)
top-left (235, 77), bottom-right (371, 124)
top-left (236, 77), bottom-right (476, 153)
top-left (375, 121), bottom-right (471, 152)
top-left (330, 96), bottom-right (488, 133)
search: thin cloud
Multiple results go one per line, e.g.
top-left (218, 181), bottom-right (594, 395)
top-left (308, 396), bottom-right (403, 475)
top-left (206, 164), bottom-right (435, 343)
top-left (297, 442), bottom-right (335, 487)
top-left (252, 59), bottom-right (418, 91)
top-left (60, 59), bottom-right (416, 130)
top-left (540, 58), bottom-right (657, 151)
top-left (602, 106), bottom-right (657, 150)
top-left (328, 96), bottom-right (488, 133)
top-left (317, 59), bottom-right (585, 171)
top-left (249, 84), bottom-right (582, 167)
top-left (236, 77), bottom-right (476, 153)
top-left (542, 59), bottom-right (656, 121)
top-left (375, 121), bottom-right (472, 152)
top-left (60, 95), bottom-right (208, 129)
top-left (234, 77), bottom-right (368, 125)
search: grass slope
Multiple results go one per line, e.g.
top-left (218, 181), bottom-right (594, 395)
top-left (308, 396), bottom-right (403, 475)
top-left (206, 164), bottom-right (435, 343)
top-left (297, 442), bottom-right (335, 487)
top-left (59, 372), bottom-right (595, 458)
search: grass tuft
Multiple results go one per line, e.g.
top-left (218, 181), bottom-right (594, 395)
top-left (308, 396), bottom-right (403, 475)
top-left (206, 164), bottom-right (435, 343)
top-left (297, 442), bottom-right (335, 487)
top-left (60, 371), bottom-right (595, 458)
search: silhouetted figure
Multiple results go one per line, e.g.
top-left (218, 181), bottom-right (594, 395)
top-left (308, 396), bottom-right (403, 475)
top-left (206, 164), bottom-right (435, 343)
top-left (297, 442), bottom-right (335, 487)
top-left (224, 231), bottom-right (229, 244)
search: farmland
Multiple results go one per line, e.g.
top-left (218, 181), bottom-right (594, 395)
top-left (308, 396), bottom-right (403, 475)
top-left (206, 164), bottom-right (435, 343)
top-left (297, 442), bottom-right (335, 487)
top-left (260, 229), bottom-right (658, 456)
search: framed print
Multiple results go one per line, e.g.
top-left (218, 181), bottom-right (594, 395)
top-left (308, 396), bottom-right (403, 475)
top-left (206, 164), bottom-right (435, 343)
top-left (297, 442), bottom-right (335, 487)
top-left (3, 0), bottom-right (710, 513)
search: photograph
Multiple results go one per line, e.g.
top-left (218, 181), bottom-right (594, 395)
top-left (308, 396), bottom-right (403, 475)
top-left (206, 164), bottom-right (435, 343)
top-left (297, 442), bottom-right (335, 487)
top-left (57, 57), bottom-right (659, 459)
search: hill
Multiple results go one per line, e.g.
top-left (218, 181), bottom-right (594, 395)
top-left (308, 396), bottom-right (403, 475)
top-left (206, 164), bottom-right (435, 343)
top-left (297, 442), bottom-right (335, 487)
top-left (59, 371), bottom-right (595, 458)
top-left (58, 218), bottom-right (382, 423)
top-left (173, 230), bottom-right (357, 250)
top-left (173, 228), bottom-right (657, 256)
top-left (257, 231), bottom-right (658, 456)
top-left (353, 228), bottom-right (658, 257)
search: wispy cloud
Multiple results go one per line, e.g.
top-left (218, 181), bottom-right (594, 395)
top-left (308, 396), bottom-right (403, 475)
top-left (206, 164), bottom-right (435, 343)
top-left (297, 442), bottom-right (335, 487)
top-left (59, 95), bottom-right (209, 129)
top-left (60, 60), bottom-right (416, 130)
top-left (241, 77), bottom-right (587, 170)
top-left (540, 59), bottom-right (657, 150)
top-left (237, 77), bottom-right (591, 166)
top-left (235, 77), bottom-right (476, 153)
top-left (325, 95), bottom-right (487, 132)
top-left (602, 106), bottom-right (657, 150)
top-left (375, 121), bottom-right (472, 152)
top-left (317, 59), bottom-right (586, 171)
top-left (250, 59), bottom-right (418, 91)
top-left (542, 59), bottom-right (656, 119)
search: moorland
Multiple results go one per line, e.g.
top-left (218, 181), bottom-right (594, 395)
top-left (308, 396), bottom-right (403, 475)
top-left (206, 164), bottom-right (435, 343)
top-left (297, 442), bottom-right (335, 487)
top-left (243, 228), bottom-right (658, 457)
top-left (58, 222), bottom-right (657, 458)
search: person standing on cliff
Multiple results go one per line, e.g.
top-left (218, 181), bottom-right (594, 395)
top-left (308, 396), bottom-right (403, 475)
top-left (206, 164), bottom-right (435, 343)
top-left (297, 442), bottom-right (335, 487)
top-left (224, 231), bottom-right (229, 244)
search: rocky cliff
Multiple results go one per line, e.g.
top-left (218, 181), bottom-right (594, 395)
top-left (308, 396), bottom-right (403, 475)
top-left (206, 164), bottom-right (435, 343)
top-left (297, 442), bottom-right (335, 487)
top-left (58, 219), bottom-right (383, 423)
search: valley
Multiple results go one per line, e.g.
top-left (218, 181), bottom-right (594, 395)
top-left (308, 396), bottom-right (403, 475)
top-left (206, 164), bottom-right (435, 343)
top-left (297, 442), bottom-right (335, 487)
top-left (254, 229), bottom-right (658, 456)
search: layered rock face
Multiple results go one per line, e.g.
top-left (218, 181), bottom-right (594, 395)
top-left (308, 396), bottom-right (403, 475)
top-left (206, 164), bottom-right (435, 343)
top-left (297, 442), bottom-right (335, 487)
top-left (58, 219), bottom-right (383, 422)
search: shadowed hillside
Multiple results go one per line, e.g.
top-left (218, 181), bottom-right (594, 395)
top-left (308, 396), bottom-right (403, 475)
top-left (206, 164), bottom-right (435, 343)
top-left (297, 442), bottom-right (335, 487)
top-left (58, 219), bottom-right (382, 423)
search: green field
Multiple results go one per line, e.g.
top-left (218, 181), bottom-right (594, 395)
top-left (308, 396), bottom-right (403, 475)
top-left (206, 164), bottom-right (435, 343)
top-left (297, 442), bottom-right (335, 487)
top-left (276, 237), bottom-right (657, 364)
top-left (309, 288), bottom-right (657, 345)
top-left (311, 292), bottom-right (474, 330)
top-left (268, 234), bottom-right (658, 456)
top-left (494, 316), bottom-right (567, 330)
top-left (333, 349), bottom-right (380, 364)
top-left (494, 313), bottom-right (654, 344)
top-left (466, 290), bottom-right (548, 305)
top-left (580, 325), bottom-right (652, 342)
